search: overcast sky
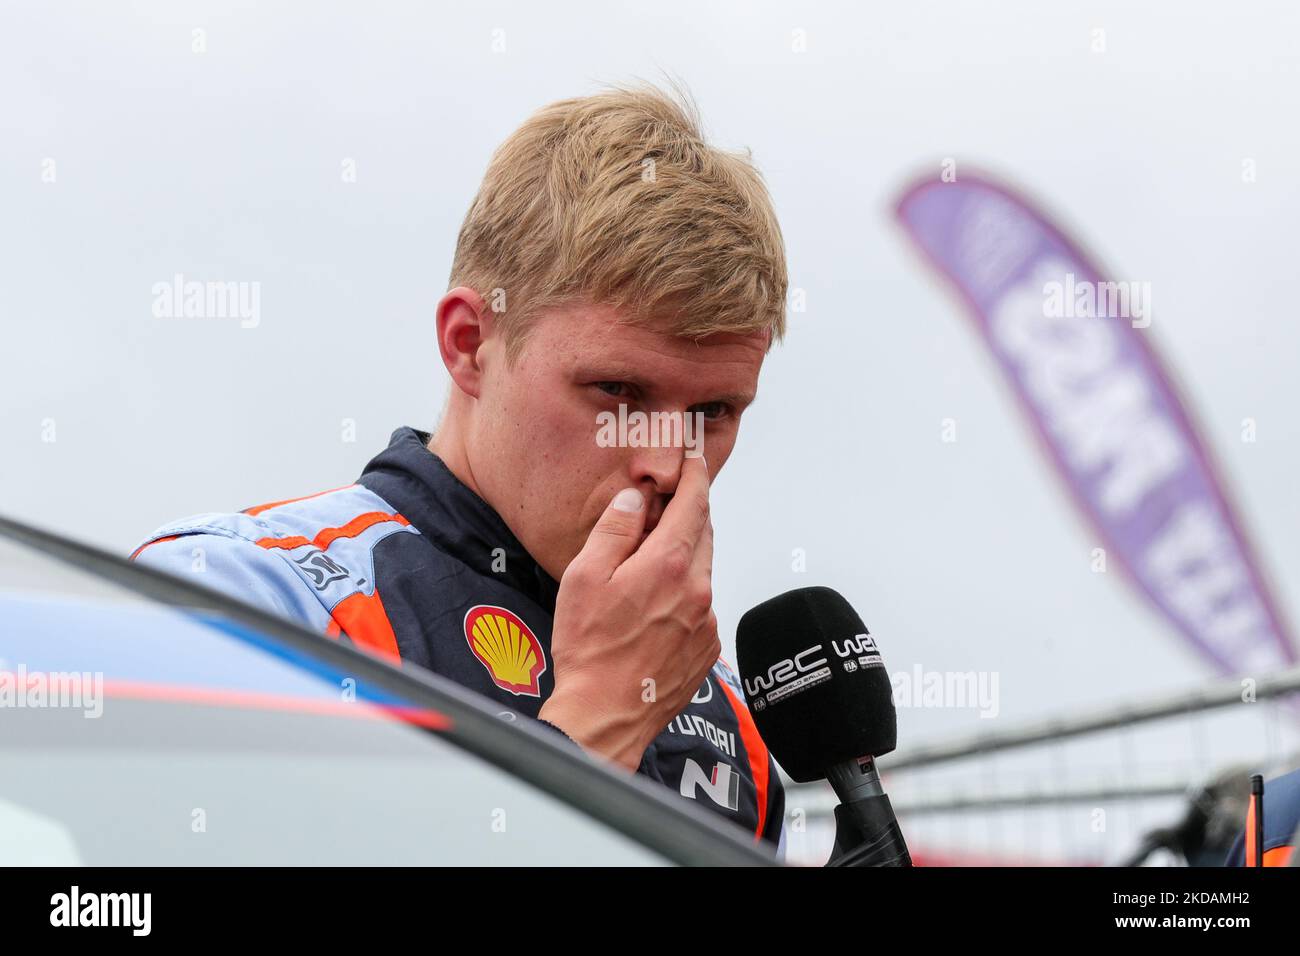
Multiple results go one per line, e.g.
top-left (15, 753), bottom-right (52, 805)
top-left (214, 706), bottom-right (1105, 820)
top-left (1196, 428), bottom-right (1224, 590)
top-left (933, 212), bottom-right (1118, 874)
top-left (4, 0), bottom-right (1299, 863)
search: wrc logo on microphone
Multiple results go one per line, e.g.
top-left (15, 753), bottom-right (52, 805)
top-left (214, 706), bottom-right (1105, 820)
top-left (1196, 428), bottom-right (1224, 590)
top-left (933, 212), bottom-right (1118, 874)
top-left (742, 644), bottom-right (826, 696)
top-left (833, 632), bottom-right (884, 671)
top-left (742, 644), bottom-right (831, 707)
top-left (832, 632), bottom-right (875, 656)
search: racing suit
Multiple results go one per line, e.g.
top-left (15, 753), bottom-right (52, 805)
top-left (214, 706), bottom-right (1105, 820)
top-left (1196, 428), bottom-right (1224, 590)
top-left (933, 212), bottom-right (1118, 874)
top-left (1224, 768), bottom-right (1300, 867)
top-left (132, 426), bottom-right (785, 850)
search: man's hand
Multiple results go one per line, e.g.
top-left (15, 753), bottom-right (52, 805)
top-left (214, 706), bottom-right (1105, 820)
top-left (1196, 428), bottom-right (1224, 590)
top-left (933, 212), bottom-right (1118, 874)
top-left (538, 455), bottom-right (720, 770)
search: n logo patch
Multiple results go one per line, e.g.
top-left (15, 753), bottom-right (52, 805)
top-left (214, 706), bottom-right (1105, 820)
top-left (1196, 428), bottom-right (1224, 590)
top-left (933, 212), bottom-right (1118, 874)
top-left (679, 758), bottom-right (740, 811)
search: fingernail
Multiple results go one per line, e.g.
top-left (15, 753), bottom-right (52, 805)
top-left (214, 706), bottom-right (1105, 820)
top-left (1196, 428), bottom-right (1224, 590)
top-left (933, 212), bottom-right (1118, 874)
top-left (612, 488), bottom-right (643, 512)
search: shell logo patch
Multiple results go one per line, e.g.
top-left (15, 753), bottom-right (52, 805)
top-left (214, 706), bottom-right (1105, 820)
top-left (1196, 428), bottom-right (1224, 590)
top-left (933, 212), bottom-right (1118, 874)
top-left (463, 605), bottom-right (547, 697)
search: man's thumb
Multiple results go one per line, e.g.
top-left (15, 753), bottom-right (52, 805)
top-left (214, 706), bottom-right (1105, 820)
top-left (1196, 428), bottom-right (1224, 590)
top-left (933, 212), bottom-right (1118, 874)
top-left (578, 487), bottom-right (646, 575)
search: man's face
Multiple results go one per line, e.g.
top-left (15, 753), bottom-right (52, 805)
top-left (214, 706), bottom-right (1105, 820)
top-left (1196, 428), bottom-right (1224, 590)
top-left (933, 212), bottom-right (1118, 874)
top-left (467, 303), bottom-right (768, 581)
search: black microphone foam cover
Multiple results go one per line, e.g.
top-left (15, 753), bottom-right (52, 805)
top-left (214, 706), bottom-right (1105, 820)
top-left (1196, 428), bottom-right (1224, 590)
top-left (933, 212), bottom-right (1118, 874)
top-left (736, 586), bottom-right (896, 783)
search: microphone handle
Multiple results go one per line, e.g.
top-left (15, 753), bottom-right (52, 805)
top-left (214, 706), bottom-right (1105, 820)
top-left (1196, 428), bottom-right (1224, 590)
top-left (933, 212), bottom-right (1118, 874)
top-left (825, 756), bottom-right (913, 867)
top-left (828, 795), bottom-right (913, 867)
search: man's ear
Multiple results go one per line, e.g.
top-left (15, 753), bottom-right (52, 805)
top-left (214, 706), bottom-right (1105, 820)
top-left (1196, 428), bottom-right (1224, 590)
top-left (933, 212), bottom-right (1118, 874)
top-left (436, 287), bottom-right (494, 398)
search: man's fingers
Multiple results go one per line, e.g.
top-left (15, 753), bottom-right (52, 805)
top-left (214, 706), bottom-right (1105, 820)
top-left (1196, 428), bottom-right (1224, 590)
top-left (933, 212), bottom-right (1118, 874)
top-left (573, 487), bottom-right (647, 579)
top-left (689, 510), bottom-right (714, 583)
top-left (643, 455), bottom-right (710, 562)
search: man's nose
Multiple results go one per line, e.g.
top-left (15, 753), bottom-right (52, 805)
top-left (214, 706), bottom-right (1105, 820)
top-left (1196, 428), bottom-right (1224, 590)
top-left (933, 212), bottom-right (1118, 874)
top-left (628, 444), bottom-right (687, 498)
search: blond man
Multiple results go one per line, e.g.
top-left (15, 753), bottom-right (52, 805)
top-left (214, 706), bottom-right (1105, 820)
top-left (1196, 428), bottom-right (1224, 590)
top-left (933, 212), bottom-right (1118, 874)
top-left (133, 84), bottom-right (788, 848)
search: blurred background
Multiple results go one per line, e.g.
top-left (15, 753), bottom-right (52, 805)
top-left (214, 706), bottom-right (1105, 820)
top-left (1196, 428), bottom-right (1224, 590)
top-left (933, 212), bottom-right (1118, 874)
top-left (3, 0), bottom-right (1299, 865)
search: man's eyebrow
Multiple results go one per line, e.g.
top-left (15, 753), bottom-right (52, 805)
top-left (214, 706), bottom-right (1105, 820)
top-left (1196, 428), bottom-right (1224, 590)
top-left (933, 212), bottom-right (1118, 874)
top-left (573, 365), bottom-right (652, 389)
top-left (697, 390), bottom-right (756, 408)
top-left (573, 365), bottom-right (756, 407)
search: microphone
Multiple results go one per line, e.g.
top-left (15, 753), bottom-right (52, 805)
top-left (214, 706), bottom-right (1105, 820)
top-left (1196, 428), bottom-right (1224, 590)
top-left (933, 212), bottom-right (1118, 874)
top-left (736, 586), bottom-right (911, 867)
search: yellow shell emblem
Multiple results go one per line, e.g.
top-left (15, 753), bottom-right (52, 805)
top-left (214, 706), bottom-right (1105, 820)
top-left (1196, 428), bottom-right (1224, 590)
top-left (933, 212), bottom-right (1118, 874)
top-left (463, 605), bottom-right (547, 697)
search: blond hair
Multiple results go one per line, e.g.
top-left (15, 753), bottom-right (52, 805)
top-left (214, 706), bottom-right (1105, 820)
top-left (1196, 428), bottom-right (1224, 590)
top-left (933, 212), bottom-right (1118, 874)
top-left (449, 82), bottom-right (788, 360)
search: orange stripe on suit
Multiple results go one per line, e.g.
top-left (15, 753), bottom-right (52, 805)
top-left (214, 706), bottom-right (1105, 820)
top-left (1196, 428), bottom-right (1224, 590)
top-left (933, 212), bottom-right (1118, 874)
top-left (718, 679), bottom-right (769, 840)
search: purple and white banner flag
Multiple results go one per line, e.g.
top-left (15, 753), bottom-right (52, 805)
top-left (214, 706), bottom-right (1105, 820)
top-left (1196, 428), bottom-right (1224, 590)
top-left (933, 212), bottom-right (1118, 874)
top-left (896, 174), bottom-right (1294, 677)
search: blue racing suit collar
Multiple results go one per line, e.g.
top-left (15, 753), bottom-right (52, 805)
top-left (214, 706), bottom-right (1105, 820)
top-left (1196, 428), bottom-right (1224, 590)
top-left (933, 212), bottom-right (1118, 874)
top-left (358, 426), bottom-right (561, 613)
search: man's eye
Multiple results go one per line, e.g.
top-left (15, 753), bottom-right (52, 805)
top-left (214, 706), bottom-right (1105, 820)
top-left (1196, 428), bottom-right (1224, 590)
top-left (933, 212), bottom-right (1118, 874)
top-left (690, 402), bottom-right (731, 422)
top-left (594, 382), bottom-right (628, 398)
